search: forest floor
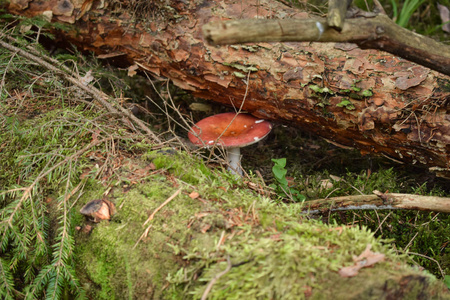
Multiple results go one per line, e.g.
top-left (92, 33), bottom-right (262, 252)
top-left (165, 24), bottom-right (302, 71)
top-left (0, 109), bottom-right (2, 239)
top-left (0, 5), bottom-right (449, 298)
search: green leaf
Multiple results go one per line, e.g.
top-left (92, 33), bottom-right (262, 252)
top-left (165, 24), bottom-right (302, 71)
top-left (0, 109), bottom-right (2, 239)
top-left (336, 99), bottom-right (355, 110)
top-left (272, 166), bottom-right (287, 181)
top-left (271, 158), bottom-right (286, 168)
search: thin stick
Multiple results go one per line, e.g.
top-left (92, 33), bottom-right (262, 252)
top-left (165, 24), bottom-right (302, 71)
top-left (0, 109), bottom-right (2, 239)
top-left (303, 190), bottom-right (450, 214)
top-left (201, 255), bottom-right (232, 300)
top-left (133, 225), bottom-right (153, 250)
top-left (373, 211), bottom-right (392, 235)
top-left (407, 252), bottom-right (445, 279)
top-left (202, 16), bottom-right (450, 76)
top-left (142, 187), bottom-right (182, 227)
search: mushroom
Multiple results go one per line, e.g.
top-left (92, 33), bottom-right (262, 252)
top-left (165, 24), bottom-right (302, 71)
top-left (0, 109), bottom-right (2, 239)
top-left (188, 112), bottom-right (272, 175)
top-left (80, 199), bottom-right (116, 222)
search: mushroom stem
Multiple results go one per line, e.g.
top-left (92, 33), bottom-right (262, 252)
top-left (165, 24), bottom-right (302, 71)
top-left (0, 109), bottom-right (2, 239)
top-left (227, 147), bottom-right (242, 175)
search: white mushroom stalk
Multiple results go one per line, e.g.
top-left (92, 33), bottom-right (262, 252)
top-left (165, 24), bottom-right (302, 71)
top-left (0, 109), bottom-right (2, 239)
top-left (227, 147), bottom-right (242, 175)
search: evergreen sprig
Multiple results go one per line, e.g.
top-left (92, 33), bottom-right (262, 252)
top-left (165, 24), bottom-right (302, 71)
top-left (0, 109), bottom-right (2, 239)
top-left (0, 17), bottom-right (106, 298)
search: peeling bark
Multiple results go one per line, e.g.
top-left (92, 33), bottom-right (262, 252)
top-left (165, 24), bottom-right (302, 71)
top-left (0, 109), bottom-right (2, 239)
top-left (6, 0), bottom-right (450, 174)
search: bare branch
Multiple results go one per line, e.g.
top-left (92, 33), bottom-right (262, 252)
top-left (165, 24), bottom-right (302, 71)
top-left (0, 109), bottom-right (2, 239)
top-left (303, 190), bottom-right (450, 214)
top-left (202, 15), bottom-right (450, 76)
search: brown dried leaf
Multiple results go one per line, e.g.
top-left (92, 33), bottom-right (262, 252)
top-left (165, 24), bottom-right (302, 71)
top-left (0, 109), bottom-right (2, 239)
top-left (53, 0), bottom-right (74, 16)
top-left (78, 0), bottom-right (94, 20)
top-left (97, 52), bottom-right (126, 59)
top-left (338, 244), bottom-right (385, 278)
top-left (338, 264), bottom-right (363, 277)
top-left (189, 191), bottom-right (200, 199)
top-left (127, 64), bottom-right (139, 77)
top-left (9, 0), bottom-right (31, 10)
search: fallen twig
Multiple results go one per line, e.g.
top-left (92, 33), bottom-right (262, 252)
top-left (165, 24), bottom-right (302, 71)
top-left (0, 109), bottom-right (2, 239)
top-left (408, 251), bottom-right (446, 279)
top-left (201, 255), bottom-right (232, 300)
top-left (142, 187), bottom-right (182, 226)
top-left (303, 190), bottom-right (450, 214)
top-left (203, 15), bottom-right (450, 76)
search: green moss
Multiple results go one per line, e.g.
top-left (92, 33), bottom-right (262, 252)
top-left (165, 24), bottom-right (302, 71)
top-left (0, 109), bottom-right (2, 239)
top-left (74, 163), bottom-right (448, 299)
top-left (145, 150), bottom-right (212, 185)
top-left (184, 222), bottom-right (395, 299)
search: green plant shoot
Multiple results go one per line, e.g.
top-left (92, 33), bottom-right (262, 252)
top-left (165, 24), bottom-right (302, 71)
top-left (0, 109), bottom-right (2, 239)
top-left (270, 158), bottom-right (306, 202)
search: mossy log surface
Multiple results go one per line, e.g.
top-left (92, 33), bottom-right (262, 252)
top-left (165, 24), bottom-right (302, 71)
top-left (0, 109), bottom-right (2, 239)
top-left (75, 151), bottom-right (450, 299)
top-left (6, 0), bottom-right (450, 174)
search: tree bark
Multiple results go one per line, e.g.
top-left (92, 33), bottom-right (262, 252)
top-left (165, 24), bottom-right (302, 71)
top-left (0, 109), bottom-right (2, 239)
top-left (6, 0), bottom-right (450, 174)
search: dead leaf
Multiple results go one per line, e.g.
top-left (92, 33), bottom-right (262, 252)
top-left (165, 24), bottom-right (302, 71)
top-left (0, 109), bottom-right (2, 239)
top-left (338, 264), bottom-right (362, 277)
top-left (10, 0), bottom-right (31, 10)
top-left (53, 0), bottom-right (74, 16)
top-left (78, 0), bottom-right (94, 20)
top-left (338, 244), bottom-right (385, 278)
top-left (127, 64), bottom-right (139, 77)
top-left (97, 52), bottom-right (126, 59)
top-left (319, 179), bottom-right (333, 190)
top-left (189, 191), bottom-right (200, 199)
top-left (303, 285), bottom-right (313, 297)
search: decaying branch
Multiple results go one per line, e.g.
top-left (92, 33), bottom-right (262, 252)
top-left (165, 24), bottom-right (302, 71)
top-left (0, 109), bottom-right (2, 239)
top-left (303, 190), bottom-right (450, 214)
top-left (202, 14), bottom-right (450, 76)
top-left (327, 0), bottom-right (352, 30)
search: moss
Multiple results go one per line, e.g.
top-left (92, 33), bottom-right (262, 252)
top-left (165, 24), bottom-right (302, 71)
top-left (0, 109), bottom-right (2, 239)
top-left (74, 152), bottom-right (449, 299)
top-left (145, 150), bottom-right (212, 185)
top-left (184, 222), bottom-right (393, 299)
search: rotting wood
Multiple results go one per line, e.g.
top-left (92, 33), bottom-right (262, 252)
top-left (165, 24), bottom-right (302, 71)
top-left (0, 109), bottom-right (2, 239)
top-left (303, 190), bottom-right (450, 214)
top-left (5, 0), bottom-right (450, 175)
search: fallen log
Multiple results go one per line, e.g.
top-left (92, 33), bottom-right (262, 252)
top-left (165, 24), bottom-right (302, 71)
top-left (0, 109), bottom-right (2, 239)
top-left (5, 0), bottom-right (450, 175)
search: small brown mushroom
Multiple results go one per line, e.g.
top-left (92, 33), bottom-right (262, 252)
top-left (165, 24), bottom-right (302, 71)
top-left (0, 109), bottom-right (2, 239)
top-left (80, 199), bottom-right (116, 222)
top-left (188, 112), bottom-right (272, 175)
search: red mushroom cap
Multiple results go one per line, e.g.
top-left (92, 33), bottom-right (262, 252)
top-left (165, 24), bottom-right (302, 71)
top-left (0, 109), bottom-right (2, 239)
top-left (188, 112), bottom-right (272, 148)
